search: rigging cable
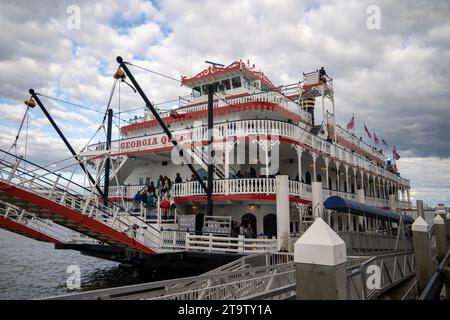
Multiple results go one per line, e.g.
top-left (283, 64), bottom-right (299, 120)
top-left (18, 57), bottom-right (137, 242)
top-left (1, 105), bottom-right (30, 163)
top-left (126, 61), bottom-right (231, 107)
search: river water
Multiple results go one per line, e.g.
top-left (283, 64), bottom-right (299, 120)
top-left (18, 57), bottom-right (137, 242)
top-left (0, 229), bottom-right (173, 299)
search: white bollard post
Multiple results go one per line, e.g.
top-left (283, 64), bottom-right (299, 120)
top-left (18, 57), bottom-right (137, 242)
top-left (433, 215), bottom-right (447, 262)
top-left (412, 216), bottom-right (433, 293)
top-left (312, 182), bottom-right (323, 218)
top-left (276, 175), bottom-right (290, 252)
top-left (294, 218), bottom-right (348, 299)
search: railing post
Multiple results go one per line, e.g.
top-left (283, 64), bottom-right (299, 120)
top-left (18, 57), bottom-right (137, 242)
top-left (412, 216), bottom-right (433, 294)
top-left (238, 235), bottom-right (245, 253)
top-left (294, 218), bottom-right (347, 300)
top-left (433, 215), bottom-right (447, 262)
top-left (209, 233), bottom-right (213, 253)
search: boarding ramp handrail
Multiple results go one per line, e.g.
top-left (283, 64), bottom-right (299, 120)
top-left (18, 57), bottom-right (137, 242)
top-left (45, 262), bottom-right (293, 300)
top-left (418, 246), bottom-right (450, 300)
top-left (0, 201), bottom-right (72, 243)
top-left (0, 150), bottom-right (161, 250)
top-left (346, 251), bottom-right (415, 300)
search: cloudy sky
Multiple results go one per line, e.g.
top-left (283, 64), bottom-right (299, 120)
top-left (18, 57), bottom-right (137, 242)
top-left (0, 0), bottom-right (449, 206)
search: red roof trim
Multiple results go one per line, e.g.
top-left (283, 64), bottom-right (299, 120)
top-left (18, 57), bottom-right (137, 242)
top-left (181, 61), bottom-right (276, 89)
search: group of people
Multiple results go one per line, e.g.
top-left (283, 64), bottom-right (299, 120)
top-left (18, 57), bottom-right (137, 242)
top-left (230, 220), bottom-right (254, 238)
top-left (132, 173), bottom-right (185, 219)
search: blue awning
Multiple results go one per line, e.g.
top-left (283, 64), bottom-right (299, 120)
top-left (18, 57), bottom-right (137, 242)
top-left (323, 196), bottom-right (414, 224)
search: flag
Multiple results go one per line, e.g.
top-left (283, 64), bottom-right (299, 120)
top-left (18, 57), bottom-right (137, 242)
top-left (382, 138), bottom-right (389, 147)
top-left (373, 132), bottom-right (379, 145)
top-left (364, 124), bottom-right (371, 139)
top-left (346, 114), bottom-right (354, 130)
top-left (393, 145), bottom-right (400, 160)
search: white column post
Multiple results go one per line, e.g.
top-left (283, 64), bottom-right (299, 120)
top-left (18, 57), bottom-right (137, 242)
top-left (389, 194), bottom-right (396, 211)
top-left (293, 145), bottom-right (304, 182)
top-left (312, 181), bottom-right (324, 219)
top-left (336, 164), bottom-right (340, 192)
top-left (344, 165), bottom-right (349, 193)
top-left (357, 189), bottom-right (365, 204)
top-left (276, 175), bottom-right (290, 252)
top-left (325, 158), bottom-right (330, 190)
top-left (360, 170), bottom-right (364, 195)
top-left (312, 153), bottom-right (317, 182)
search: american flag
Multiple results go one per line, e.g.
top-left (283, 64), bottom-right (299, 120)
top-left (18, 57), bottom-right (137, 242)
top-left (373, 132), bottom-right (379, 145)
top-left (346, 115), bottom-right (354, 130)
top-left (393, 145), bottom-right (400, 160)
top-left (382, 138), bottom-right (389, 147)
top-left (364, 124), bottom-right (371, 139)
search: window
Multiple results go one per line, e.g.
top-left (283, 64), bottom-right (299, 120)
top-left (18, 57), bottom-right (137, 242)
top-left (192, 86), bottom-right (201, 98)
top-left (221, 79), bottom-right (231, 90)
top-left (201, 84), bottom-right (208, 94)
top-left (231, 76), bottom-right (242, 88)
top-left (213, 82), bottom-right (220, 92)
top-left (138, 177), bottom-right (144, 185)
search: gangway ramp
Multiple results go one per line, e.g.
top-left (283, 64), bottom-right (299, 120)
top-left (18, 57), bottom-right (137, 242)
top-left (0, 150), bottom-right (160, 255)
top-left (0, 202), bottom-right (66, 244)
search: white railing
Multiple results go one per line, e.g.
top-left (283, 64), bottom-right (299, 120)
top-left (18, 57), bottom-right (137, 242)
top-left (129, 90), bottom-right (312, 126)
top-left (160, 230), bottom-right (187, 249)
top-left (172, 178), bottom-right (309, 199)
top-left (160, 231), bottom-right (278, 254)
top-left (0, 152), bottom-right (162, 252)
top-left (107, 185), bottom-right (145, 198)
top-left (186, 234), bottom-right (277, 254)
top-left (86, 119), bottom-right (409, 187)
top-left (334, 125), bottom-right (385, 164)
top-left (0, 202), bottom-right (72, 243)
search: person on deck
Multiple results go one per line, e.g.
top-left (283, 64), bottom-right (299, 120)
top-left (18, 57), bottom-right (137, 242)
top-left (145, 191), bottom-right (156, 219)
top-left (132, 190), bottom-right (142, 212)
top-left (160, 196), bottom-right (171, 220)
top-left (148, 181), bottom-right (156, 194)
top-left (141, 188), bottom-right (148, 208)
top-left (319, 67), bottom-right (328, 84)
top-left (175, 173), bottom-right (182, 183)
